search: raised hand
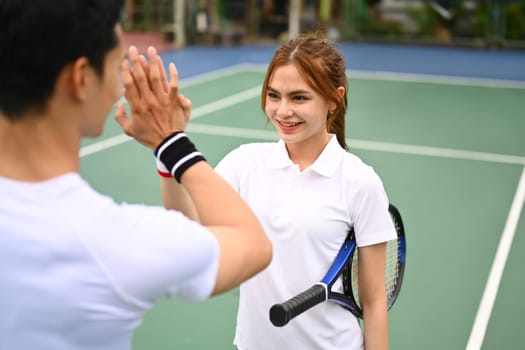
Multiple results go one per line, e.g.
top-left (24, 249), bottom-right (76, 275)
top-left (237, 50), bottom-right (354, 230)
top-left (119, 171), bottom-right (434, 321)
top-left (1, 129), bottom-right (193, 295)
top-left (115, 46), bottom-right (191, 150)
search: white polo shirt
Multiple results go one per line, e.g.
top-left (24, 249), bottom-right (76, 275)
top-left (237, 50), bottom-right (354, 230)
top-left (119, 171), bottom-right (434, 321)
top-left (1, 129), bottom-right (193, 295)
top-left (216, 135), bottom-right (396, 350)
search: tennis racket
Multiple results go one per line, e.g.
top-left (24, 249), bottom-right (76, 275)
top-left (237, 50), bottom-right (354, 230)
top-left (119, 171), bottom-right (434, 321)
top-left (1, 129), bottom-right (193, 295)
top-left (269, 203), bottom-right (406, 327)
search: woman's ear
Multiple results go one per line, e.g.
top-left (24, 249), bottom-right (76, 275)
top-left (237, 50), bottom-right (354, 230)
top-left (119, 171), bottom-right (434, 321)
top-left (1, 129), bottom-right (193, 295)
top-left (329, 86), bottom-right (346, 114)
top-left (337, 86), bottom-right (345, 99)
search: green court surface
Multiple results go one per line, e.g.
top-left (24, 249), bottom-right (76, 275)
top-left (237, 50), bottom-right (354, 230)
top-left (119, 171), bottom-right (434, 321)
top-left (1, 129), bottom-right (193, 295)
top-left (80, 66), bottom-right (525, 349)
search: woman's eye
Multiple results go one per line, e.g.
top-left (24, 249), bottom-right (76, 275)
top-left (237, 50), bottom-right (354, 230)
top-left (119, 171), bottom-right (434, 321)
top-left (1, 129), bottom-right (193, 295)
top-left (294, 95), bottom-right (307, 102)
top-left (268, 92), bottom-right (279, 100)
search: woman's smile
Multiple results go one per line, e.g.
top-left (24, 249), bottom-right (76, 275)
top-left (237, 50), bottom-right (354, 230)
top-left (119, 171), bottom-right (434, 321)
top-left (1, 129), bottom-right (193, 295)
top-left (275, 119), bottom-right (304, 132)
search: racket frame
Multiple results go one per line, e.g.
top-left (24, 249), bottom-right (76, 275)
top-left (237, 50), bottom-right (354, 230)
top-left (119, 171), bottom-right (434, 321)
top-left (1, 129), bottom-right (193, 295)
top-left (343, 203), bottom-right (406, 318)
top-left (269, 203), bottom-right (406, 326)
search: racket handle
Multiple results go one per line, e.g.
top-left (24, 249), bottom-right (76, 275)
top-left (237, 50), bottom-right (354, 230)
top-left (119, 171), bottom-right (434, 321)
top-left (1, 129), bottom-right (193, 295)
top-left (269, 284), bottom-right (326, 327)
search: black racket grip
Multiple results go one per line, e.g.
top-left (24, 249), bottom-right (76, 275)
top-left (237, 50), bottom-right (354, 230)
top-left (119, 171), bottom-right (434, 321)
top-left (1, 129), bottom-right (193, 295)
top-left (269, 284), bottom-right (326, 327)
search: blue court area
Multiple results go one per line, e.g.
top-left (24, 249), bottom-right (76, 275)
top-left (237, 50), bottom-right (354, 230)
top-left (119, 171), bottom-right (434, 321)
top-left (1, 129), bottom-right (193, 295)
top-left (79, 43), bottom-right (525, 349)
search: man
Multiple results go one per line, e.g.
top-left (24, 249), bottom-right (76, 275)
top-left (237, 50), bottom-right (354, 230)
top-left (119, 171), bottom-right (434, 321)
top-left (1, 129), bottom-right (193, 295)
top-left (0, 1), bottom-right (271, 349)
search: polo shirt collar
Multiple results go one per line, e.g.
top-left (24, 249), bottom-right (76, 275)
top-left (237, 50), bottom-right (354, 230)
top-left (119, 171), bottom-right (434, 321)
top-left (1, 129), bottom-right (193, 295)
top-left (268, 140), bottom-right (294, 169)
top-left (268, 135), bottom-right (345, 177)
top-left (309, 135), bottom-right (345, 177)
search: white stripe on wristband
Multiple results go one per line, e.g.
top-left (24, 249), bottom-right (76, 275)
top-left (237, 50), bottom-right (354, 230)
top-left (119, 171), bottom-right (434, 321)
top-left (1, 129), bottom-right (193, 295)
top-left (171, 151), bottom-right (203, 175)
top-left (155, 132), bottom-right (206, 182)
top-left (157, 132), bottom-right (187, 156)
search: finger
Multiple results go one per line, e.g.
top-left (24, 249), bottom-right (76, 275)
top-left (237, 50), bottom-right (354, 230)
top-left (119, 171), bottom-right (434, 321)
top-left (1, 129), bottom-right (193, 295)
top-left (178, 94), bottom-right (192, 122)
top-left (147, 47), bottom-right (165, 97)
top-left (138, 54), bottom-right (154, 94)
top-left (156, 53), bottom-right (170, 93)
top-left (139, 54), bottom-right (150, 78)
top-left (114, 101), bottom-right (131, 134)
top-left (168, 62), bottom-right (179, 100)
top-left (120, 59), bottom-right (141, 106)
top-left (128, 46), bottom-right (153, 101)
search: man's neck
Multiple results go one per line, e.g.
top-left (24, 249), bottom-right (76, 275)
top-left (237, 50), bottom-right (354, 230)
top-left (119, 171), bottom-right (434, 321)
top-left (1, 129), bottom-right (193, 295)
top-left (0, 111), bottom-right (81, 182)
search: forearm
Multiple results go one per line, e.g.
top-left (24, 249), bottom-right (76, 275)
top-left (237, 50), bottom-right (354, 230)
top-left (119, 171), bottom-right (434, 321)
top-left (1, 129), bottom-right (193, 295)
top-left (156, 137), bottom-right (271, 294)
top-left (152, 123), bottom-right (270, 293)
top-left (358, 242), bottom-right (389, 350)
top-left (157, 144), bottom-right (271, 294)
top-left (160, 177), bottom-right (199, 221)
top-left (362, 301), bottom-right (389, 350)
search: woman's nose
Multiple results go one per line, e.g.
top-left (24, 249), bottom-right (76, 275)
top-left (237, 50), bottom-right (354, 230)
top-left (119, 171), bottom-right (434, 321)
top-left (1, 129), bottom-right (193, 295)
top-left (275, 100), bottom-right (291, 116)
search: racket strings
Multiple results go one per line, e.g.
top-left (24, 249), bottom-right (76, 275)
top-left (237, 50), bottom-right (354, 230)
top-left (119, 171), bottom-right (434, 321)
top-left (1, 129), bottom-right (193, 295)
top-left (385, 239), bottom-right (401, 302)
top-left (349, 238), bottom-right (402, 308)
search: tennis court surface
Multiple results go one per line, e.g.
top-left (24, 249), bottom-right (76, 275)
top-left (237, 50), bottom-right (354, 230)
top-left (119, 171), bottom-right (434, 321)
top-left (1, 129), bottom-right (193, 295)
top-left (79, 42), bottom-right (525, 349)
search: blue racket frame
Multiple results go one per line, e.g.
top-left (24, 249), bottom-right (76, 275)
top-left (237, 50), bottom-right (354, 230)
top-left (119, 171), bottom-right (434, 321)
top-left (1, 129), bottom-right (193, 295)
top-left (269, 203), bottom-right (406, 326)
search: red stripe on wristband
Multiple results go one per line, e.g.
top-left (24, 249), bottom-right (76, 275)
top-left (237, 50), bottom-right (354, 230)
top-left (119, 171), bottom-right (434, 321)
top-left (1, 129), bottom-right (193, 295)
top-left (155, 131), bottom-right (206, 183)
top-left (157, 169), bottom-right (173, 178)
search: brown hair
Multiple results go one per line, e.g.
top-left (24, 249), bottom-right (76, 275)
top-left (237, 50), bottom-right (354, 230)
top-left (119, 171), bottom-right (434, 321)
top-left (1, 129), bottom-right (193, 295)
top-left (261, 34), bottom-right (348, 149)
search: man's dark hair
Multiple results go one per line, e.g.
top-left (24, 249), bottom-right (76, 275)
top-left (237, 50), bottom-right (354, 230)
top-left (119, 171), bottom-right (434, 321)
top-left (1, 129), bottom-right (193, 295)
top-left (0, 0), bottom-right (124, 119)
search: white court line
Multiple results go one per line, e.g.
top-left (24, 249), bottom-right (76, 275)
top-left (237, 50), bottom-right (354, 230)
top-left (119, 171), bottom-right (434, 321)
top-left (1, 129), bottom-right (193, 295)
top-left (83, 63), bottom-right (525, 163)
top-left (81, 122), bottom-right (525, 166)
top-left (83, 83), bottom-right (261, 158)
top-left (237, 63), bottom-right (525, 89)
top-left (346, 70), bottom-right (525, 89)
top-left (82, 72), bottom-right (525, 165)
top-left (175, 63), bottom-right (264, 88)
top-left (80, 134), bottom-right (132, 158)
top-left (349, 139), bottom-right (525, 165)
top-left (187, 124), bottom-right (525, 165)
top-left (466, 166), bottom-right (525, 350)
top-left (118, 63), bottom-right (261, 103)
top-left (189, 86), bottom-right (261, 119)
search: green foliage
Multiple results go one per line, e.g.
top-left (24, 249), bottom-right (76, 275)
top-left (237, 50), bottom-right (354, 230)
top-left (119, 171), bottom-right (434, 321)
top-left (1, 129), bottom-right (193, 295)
top-left (357, 1), bottom-right (403, 37)
top-left (505, 3), bottom-right (525, 40)
top-left (358, 19), bottom-right (403, 37)
top-left (407, 4), bottom-right (439, 36)
top-left (472, 3), bottom-right (490, 39)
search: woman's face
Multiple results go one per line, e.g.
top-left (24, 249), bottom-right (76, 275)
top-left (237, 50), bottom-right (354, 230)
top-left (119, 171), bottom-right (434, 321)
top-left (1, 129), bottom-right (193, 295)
top-left (265, 63), bottom-right (334, 148)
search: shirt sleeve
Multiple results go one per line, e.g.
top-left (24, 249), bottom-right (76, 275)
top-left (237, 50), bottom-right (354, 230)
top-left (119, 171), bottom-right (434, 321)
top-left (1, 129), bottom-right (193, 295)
top-left (79, 202), bottom-right (220, 308)
top-left (214, 147), bottom-right (242, 191)
top-left (350, 172), bottom-right (397, 247)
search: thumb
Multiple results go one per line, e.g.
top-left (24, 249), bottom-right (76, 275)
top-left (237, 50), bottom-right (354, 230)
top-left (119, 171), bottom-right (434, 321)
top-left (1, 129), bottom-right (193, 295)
top-left (178, 94), bottom-right (192, 122)
top-left (178, 94), bottom-right (192, 109)
top-left (114, 101), bottom-right (132, 135)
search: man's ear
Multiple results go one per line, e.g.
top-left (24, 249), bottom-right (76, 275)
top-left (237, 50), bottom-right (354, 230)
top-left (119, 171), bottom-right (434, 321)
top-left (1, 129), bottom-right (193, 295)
top-left (69, 57), bottom-right (91, 101)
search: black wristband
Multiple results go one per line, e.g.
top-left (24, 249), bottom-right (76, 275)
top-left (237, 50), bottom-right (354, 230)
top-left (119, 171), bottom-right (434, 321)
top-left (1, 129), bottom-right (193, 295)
top-left (155, 132), bottom-right (206, 183)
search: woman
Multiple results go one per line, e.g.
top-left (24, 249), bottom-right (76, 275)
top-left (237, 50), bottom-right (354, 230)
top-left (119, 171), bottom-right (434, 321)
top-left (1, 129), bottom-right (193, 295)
top-left (214, 35), bottom-right (396, 349)
top-left (145, 34), bottom-right (396, 349)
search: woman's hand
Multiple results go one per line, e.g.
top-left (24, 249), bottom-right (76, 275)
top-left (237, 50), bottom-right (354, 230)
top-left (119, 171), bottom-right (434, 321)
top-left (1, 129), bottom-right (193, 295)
top-left (115, 46), bottom-right (191, 150)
